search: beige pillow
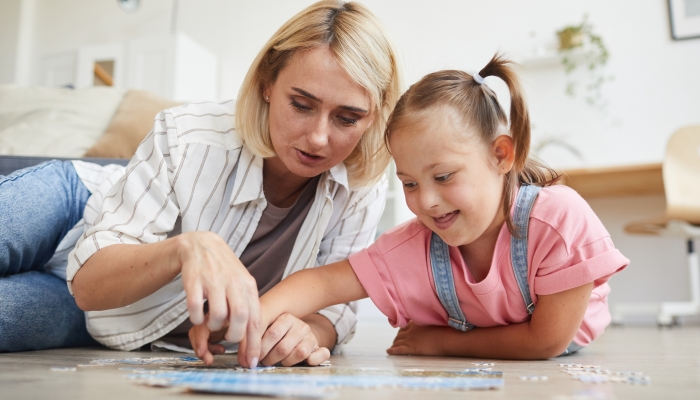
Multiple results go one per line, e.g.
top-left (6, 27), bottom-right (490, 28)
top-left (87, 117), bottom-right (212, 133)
top-left (0, 85), bottom-right (125, 158)
top-left (85, 90), bottom-right (181, 159)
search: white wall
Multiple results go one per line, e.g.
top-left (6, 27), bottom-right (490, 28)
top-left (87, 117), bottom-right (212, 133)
top-left (0, 0), bottom-right (22, 84)
top-left (6, 0), bottom-right (699, 169)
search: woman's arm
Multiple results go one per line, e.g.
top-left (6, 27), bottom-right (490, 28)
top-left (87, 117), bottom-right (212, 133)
top-left (388, 282), bottom-right (593, 359)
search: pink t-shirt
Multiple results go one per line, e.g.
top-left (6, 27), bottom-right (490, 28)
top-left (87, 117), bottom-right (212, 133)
top-left (349, 185), bottom-right (629, 346)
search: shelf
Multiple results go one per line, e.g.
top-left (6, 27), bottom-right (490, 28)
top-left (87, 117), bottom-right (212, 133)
top-left (518, 49), bottom-right (586, 69)
top-left (559, 163), bottom-right (664, 199)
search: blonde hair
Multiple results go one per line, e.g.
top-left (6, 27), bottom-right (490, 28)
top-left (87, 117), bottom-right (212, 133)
top-left (385, 54), bottom-right (560, 236)
top-left (236, 0), bottom-right (402, 188)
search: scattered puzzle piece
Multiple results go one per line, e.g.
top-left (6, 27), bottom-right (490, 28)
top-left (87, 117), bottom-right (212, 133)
top-left (50, 367), bottom-right (76, 372)
top-left (520, 375), bottom-right (548, 381)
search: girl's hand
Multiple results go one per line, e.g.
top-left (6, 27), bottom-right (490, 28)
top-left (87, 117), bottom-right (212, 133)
top-left (238, 313), bottom-right (331, 367)
top-left (190, 313), bottom-right (331, 367)
top-left (387, 322), bottom-right (449, 356)
top-left (258, 313), bottom-right (330, 366)
top-left (175, 231), bottom-right (263, 368)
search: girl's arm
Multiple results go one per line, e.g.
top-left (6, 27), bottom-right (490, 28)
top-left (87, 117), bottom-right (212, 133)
top-left (259, 260), bottom-right (368, 326)
top-left (388, 282), bottom-right (593, 360)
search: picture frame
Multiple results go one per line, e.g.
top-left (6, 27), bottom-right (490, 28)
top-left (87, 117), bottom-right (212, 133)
top-left (668, 0), bottom-right (700, 40)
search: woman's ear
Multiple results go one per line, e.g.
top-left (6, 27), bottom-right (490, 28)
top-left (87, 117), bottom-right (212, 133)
top-left (262, 85), bottom-right (271, 102)
top-left (492, 135), bottom-right (515, 175)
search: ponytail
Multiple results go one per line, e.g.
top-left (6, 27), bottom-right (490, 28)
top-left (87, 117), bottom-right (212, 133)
top-left (385, 53), bottom-right (560, 237)
top-left (476, 55), bottom-right (560, 236)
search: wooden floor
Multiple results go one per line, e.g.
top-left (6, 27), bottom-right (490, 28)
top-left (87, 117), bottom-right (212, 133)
top-left (1, 321), bottom-right (699, 399)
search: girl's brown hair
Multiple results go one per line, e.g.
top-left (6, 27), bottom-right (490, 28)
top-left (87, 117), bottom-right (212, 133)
top-left (385, 54), bottom-right (559, 236)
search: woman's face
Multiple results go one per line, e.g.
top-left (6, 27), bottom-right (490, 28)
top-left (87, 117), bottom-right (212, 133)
top-left (264, 45), bottom-right (375, 178)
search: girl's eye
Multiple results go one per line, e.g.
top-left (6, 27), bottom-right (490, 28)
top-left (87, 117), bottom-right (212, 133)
top-left (338, 115), bottom-right (358, 127)
top-left (435, 173), bottom-right (452, 182)
top-left (402, 182), bottom-right (417, 189)
top-left (291, 100), bottom-right (312, 113)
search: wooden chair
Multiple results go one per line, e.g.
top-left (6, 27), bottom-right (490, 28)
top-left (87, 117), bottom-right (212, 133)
top-left (613, 125), bottom-right (700, 325)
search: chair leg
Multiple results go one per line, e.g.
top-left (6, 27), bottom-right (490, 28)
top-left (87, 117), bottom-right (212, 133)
top-left (657, 239), bottom-right (700, 325)
top-left (612, 239), bottom-right (700, 325)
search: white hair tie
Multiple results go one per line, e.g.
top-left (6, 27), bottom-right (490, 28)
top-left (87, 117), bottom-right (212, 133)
top-left (473, 73), bottom-right (485, 85)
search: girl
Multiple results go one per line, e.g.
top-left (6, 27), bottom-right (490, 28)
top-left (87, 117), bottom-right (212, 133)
top-left (191, 55), bottom-right (628, 365)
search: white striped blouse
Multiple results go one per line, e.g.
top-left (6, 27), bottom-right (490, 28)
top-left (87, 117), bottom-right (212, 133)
top-left (65, 100), bottom-right (387, 351)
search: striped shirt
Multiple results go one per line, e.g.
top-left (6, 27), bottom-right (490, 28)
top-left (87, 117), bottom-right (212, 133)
top-left (65, 101), bottom-right (387, 351)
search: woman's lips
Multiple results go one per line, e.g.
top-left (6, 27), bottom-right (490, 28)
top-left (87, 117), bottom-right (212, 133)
top-left (433, 210), bottom-right (459, 230)
top-left (295, 149), bottom-right (325, 165)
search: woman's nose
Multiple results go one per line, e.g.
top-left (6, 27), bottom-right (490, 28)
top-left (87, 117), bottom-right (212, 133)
top-left (306, 117), bottom-right (330, 150)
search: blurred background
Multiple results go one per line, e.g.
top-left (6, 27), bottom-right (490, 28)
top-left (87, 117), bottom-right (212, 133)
top-left (1, 0), bottom-right (699, 324)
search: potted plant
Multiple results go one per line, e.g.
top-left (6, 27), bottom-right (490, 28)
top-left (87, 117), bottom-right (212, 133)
top-left (556, 15), bottom-right (611, 108)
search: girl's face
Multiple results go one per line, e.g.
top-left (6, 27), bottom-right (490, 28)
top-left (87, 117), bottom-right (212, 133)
top-left (391, 106), bottom-right (513, 247)
top-left (264, 45), bottom-right (375, 178)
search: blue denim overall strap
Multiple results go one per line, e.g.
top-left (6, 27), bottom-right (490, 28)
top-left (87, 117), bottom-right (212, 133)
top-left (510, 184), bottom-right (541, 315)
top-left (429, 232), bottom-right (475, 331)
top-left (510, 185), bottom-right (582, 356)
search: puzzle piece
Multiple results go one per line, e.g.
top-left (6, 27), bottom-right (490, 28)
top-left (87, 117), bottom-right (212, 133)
top-left (574, 375), bottom-right (609, 384)
top-left (50, 367), bottom-right (76, 372)
top-left (519, 375), bottom-right (548, 381)
top-left (89, 356), bottom-right (205, 366)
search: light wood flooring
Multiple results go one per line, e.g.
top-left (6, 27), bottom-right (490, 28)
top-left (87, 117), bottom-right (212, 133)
top-left (1, 321), bottom-right (699, 399)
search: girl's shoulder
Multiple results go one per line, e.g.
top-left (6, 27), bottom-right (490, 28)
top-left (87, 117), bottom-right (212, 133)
top-left (529, 185), bottom-right (609, 248)
top-left (373, 218), bottom-right (432, 255)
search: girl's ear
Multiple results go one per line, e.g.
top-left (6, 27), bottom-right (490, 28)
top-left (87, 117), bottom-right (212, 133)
top-left (492, 135), bottom-right (515, 175)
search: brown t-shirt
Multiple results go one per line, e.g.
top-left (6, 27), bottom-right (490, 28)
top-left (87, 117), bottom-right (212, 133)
top-left (240, 175), bottom-right (319, 296)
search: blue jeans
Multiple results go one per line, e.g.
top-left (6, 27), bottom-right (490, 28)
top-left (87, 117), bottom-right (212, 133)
top-left (0, 160), bottom-right (98, 351)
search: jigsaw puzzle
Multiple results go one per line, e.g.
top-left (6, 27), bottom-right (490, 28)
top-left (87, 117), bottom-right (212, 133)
top-left (127, 367), bottom-right (504, 397)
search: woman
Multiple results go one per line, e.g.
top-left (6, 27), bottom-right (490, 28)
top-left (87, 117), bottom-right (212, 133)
top-left (0, 0), bottom-right (401, 367)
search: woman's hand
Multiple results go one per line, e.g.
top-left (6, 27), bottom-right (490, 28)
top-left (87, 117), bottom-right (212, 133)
top-left (175, 231), bottom-right (263, 367)
top-left (188, 316), bottom-right (227, 366)
top-left (386, 322), bottom-right (448, 356)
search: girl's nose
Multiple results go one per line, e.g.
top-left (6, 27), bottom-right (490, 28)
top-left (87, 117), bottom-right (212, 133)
top-left (307, 117), bottom-right (330, 150)
top-left (418, 187), bottom-right (441, 211)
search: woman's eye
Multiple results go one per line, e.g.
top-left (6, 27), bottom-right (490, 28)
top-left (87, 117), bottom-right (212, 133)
top-left (338, 116), bottom-right (358, 127)
top-left (402, 182), bottom-right (417, 189)
top-left (291, 100), bottom-right (312, 113)
top-left (435, 173), bottom-right (452, 182)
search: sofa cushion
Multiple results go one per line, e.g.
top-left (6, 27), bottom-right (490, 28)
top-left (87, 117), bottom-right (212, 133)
top-left (0, 85), bottom-right (125, 158)
top-left (84, 90), bottom-right (181, 159)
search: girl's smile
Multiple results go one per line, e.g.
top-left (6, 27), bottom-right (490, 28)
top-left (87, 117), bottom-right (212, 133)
top-left (432, 210), bottom-right (460, 230)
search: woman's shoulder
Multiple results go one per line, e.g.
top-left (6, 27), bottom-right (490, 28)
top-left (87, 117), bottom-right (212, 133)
top-left (161, 100), bottom-right (242, 148)
top-left (166, 99), bottom-right (236, 118)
